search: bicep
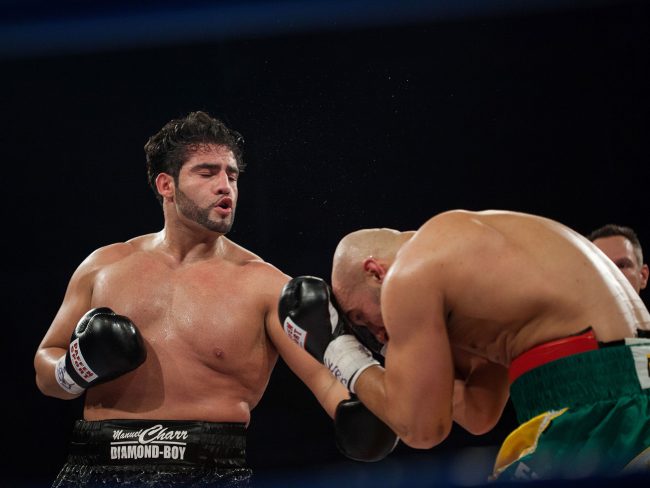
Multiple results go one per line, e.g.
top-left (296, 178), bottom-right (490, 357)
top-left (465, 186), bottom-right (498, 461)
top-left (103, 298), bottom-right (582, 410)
top-left (34, 258), bottom-right (95, 396)
top-left (37, 260), bottom-right (95, 352)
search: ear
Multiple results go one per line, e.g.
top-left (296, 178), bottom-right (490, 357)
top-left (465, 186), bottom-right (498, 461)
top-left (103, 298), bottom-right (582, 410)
top-left (363, 257), bottom-right (386, 283)
top-left (155, 173), bottom-right (175, 202)
top-left (640, 264), bottom-right (649, 290)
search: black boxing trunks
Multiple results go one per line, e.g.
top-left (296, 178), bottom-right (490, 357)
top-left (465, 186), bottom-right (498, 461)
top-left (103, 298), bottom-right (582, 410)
top-left (52, 419), bottom-right (251, 488)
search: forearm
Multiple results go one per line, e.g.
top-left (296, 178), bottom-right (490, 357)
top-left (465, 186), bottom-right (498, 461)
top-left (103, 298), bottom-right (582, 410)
top-left (354, 365), bottom-right (451, 449)
top-left (313, 369), bottom-right (351, 418)
top-left (452, 371), bottom-right (509, 434)
top-left (34, 347), bottom-right (82, 400)
top-left (276, 276), bottom-right (450, 448)
top-left (453, 379), bottom-right (487, 433)
top-left (352, 365), bottom-right (391, 424)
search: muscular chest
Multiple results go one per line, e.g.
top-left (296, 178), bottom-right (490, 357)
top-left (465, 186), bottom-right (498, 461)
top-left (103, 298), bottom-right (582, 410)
top-left (90, 255), bottom-right (268, 363)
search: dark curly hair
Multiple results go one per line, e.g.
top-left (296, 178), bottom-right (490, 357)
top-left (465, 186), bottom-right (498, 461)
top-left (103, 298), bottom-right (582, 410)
top-left (144, 111), bottom-right (245, 205)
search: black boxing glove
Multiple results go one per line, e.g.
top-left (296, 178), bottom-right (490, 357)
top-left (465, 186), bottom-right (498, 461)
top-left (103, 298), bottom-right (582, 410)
top-left (55, 307), bottom-right (147, 395)
top-left (279, 276), bottom-right (398, 461)
top-left (279, 276), bottom-right (379, 392)
top-left (279, 275), bottom-right (345, 361)
top-left (335, 395), bottom-right (399, 462)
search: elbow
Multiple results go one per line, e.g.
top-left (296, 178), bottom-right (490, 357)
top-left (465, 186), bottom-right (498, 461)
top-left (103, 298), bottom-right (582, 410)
top-left (464, 422), bottom-right (495, 436)
top-left (35, 374), bottom-right (43, 395)
top-left (35, 373), bottom-right (50, 397)
top-left (34, 350), bottom-right (70, 399)
top-left (461, 410), bottom-right (501, 436)
top-left (34, 351), bottom-right (51, 397)
top-left (34, 353), bottom-right (46, 395)
top-left (398, 417), bottom-right (452, 449)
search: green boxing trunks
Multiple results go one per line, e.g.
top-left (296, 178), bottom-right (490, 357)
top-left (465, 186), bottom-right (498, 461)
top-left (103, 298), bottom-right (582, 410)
top-left (493, 329), bottom-right (650, 481)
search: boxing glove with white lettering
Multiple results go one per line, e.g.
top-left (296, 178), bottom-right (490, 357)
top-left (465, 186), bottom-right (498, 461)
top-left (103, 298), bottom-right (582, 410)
top-left (55, 307), bottom-right (147, 395)
top-left (278, 276), bottom-right (379, 392)
top-left (279, 276), bottom-right (398, 462)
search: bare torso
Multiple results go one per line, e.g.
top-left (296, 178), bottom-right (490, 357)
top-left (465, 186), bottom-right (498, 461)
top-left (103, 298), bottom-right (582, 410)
top-left (82, 233), bottom-right (285, 424)
top-left (392, 210), bottom-right (650, 366)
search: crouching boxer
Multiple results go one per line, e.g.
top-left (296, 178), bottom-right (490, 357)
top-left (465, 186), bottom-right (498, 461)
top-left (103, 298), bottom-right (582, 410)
top-left (282, 210), bottom-right (650, 481)
top-left (35, 111), bottom-right (353, 488)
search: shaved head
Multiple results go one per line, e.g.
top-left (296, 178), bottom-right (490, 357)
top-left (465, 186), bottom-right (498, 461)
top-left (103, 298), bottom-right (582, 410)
top-left (331, 227), bottom-right (414, 340)
top-left (333, 228), bottom-right (397, 280)
top-left (332, 228), bottom-right (411, 306)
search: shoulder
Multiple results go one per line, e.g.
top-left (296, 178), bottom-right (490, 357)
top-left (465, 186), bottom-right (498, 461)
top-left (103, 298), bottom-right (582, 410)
top-left (222, 238), bottom-right (290, 285)
top-left (419, 209), bottom-right (484, 234)
top-left (412, 209), bottom-right (508, 254)
top-left (397, 211), bottom-right (476, 261)
top-left (384, 210), bottom-right (493, 291)
top-left (223, 241), bottom-right (290, 311)
top-left (78, 234), bottom-right (154, 274)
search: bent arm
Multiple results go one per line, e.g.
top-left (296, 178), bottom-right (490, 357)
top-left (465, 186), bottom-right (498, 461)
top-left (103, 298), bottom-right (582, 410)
top-left (354, 272), bottom-right (455, 449)
top-left (452, 351), bottom-right (509, 434)
top-left (34, 255), bottom-right (96, 399)
top-left (265, 275), bottom-right (350, 418)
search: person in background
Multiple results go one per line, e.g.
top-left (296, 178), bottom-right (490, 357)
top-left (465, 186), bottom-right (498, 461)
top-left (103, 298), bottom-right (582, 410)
top-left (588, 224), bottom-right (648, 295)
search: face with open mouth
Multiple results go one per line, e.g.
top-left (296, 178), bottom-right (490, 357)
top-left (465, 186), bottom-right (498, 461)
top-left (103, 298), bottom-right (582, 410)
top-left (175, 144), bottom-right (239, 234)
top-left (175, 187), bottom-right (237, 234)
top-left (214, 196), bottom-right (233, 217)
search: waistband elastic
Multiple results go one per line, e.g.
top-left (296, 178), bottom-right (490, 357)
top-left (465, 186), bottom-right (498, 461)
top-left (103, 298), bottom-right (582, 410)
top-left (66, 419), bottom-right (247, 468)
top-left (509, 328), bottom-right (599, 383)
top-left (509, 335), bottom-right (650, 423)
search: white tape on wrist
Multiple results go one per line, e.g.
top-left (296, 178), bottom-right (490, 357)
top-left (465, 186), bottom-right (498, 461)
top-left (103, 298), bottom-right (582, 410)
top-left (324, 335), bottom-right (379, 393)
top-left (348, 361), bottom-right (379, 394)
top-left (55, 355), bottom-right (85, 395)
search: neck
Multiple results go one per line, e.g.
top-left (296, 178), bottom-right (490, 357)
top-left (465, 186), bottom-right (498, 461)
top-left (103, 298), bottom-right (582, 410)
top-left (384, 231), bottom-right (416, 258)
top-left (156, 219), bottom-right (227, 264)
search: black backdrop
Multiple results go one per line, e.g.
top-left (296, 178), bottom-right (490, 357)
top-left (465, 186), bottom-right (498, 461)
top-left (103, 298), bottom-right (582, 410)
top-left (2, 1), bottom-right (649, 486)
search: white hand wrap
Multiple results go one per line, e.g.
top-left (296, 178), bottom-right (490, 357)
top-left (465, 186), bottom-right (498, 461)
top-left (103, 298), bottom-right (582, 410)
top-left (55, 355), bottom-right (85, 395)
top-left (324, 335), bottom-right (380, 393)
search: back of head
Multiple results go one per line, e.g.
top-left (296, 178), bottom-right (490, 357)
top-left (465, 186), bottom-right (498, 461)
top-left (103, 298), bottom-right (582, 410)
top-left (144, 111), bottom-right (245, 205)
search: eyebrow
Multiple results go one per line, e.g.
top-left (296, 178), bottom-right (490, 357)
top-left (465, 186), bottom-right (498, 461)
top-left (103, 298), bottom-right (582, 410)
top-left (190, 162), bottom-right (239, 175)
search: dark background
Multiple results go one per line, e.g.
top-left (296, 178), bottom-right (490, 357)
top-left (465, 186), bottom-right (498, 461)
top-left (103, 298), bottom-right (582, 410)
top-left (2, 0), bottom-right (649, 486)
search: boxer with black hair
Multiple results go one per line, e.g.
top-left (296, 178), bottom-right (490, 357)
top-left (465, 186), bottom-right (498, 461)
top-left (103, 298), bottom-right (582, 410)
top-left (35, 111), bottom-right (357, 488)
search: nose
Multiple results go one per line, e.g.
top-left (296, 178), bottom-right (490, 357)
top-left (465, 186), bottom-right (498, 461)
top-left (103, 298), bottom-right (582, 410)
top-left (213, 171), bottom-right (232, 195)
